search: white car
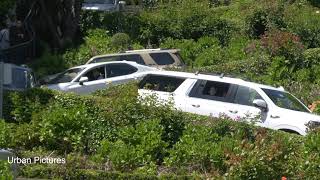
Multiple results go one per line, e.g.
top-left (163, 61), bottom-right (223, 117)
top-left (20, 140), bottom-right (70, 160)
top-left (138, 71), bottom-right (320, 135)
top-left (82, 0), bottom-right (124, 11)
top-left (44, 61), bottom-right (155, 94)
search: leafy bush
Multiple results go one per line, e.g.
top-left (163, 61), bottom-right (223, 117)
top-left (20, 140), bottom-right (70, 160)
top-left (302, 129), bottom-right (320, 179)
top-left (3, 88), bottom-right (54, 123)
top-left (28, 48), bottom-right (67, 78)
top-left (227, 132), bottom-right (302, 179)
top-left (303, 48), bottom-right (320, 68)
top-left (63, 29), bottom-right (115, 67)
top-left (98, 119), bottom-right (167, 173)
top-left (161, 36), bottom-right (245, 67)
top-left (0, 160), bottom-right (14, 179)
top-left (0, 119), bottom-right (14, 148)
top-left (245, 3), bottom-right (286, 38)
top-left (140, 1), bottom-right (235, 46)
top-left (285, 5), bottom-right (320, 48)
top-left (165, 124), bottom-right (224, 173)
top-left (111, 33), bottom-right (131, 51)
top-left (80, 11), bottom-right (142, 41)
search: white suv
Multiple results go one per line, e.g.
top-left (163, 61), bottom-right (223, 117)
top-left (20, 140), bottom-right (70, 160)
top-left (138, 71), bottom-right (320, 135)
top-left (44, 61), bottom-right (155, 94)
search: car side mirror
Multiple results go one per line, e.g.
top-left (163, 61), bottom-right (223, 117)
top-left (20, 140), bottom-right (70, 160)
top-left (253, 99), bottom-right (268, 112)
top-left (79, 77), bottom-right (88, 85)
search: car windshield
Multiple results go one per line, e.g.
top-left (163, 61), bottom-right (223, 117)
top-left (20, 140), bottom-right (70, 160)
top-left (84, 0), bottom-right (115, 4)
top-left (48, 68), bottom-right (84, 84)
top-left (262, 88), bottom-right (310, 113)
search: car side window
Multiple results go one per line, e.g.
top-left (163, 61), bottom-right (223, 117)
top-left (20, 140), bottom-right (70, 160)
top-left (92, 56), bottom-right (120, 63)
top-left (233, 86), bottom-right (263, 106)
top-left (139, 75), bottom-right (185, 92)
top-left (83, 66), bottom-right (106, 81)
top-left (189, 80), bottom-right (232, 102)
top-left (149, 52), bottom-right (175, 65)
top-left (106, 63), bottom-right (138, 78)
top-left (120, 54), bottom-right (146, 65)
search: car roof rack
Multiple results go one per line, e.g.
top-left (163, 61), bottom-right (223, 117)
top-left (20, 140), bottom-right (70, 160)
top-left (196, 71), bottom-right (249, 81)
top-left (125, 48), bottom-right (162, 53)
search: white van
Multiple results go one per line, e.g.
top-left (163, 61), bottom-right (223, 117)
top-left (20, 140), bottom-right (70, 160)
top-left (138, 71), bottom-right (320, 135)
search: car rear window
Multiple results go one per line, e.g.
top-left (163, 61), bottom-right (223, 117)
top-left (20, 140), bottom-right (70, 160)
top-left (120, 55), bottom-right (145, 65)
top-left (149, 52), bottom-right (175, 65)
top-left (139, 75), bottom-right (185, 92)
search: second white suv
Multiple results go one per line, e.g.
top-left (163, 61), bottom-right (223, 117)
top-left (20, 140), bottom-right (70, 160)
top-left (138, 71), bottom-right (320, 135)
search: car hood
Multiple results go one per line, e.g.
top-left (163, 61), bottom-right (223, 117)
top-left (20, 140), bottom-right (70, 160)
top-left (277, 108), bottom-right (320, 123)
top-left (82, 3), bottom-right (116, 11)
top-left (43, 83), bottom-right (70, 91)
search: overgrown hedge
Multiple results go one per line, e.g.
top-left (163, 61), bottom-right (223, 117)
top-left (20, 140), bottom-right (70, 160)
top-left (1, 84), bottom-right (320, 179)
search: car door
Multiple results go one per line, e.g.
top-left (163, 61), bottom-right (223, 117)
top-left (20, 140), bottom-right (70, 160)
top-left (228, 85), bottom-right (269, 127)
top-left (184, 80), bottom-right (237, 117)
top-left (104, 63), bottom-right (139, 86)
top-left (138, 74), bottom-right (186, 107)
top-left (68, 65), bottom-right (107, 94)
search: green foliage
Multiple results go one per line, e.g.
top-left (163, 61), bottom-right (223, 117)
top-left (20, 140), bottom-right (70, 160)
top-left (111, 33), bottom-right (131, 51)
top-left (3, 88), bottom-right (54, 123)
top-left (28, 48), bottom-right (67, 78)
top-left (80, 11), bottom-right (142, 40)
top-left (285, 5), bottom-right (320, 48)
top-left (227, 132), bottom-right (302, 179)
top-left (302, 129), bottom-right (320, 179)
top-left (0, 119), bottom-right (14, 148)
top-left (63, 29), bottom-right (115, 67)
top-left (303, 48), bottom-right (320, 67)
top-left (0, 160), bottom-right (14, 180)
top-left (165, 124), bottom-right (224, 173)
top-left (161, 36), bottom-right (250, 67)
top-left (245, 2), bottom-right (286, 38)
top-left (0, 0), bottom-right (14, 19)
top-left (140, 1), bottom-right (235, 45)
top-left (99, 119), bottom-right (167, 173)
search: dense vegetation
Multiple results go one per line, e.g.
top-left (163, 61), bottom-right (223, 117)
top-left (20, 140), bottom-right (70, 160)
top-left (30, 0), bottom-right (320, 104)
top-left (1, 0), bottom-right (320, 179)
top-left (1, 84), bottom-right (320, 179)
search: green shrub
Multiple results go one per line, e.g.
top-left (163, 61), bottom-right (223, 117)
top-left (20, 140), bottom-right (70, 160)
top-left (3, 88), bottom-right (54, 123)
top-left (28, 48), bottom-right (67, 78)
top-left (63, 29), bottom-right (114, 67)
top-left (285, 5), bottom-right (320, 48)
top-left (0, 160), bottom-right (14, 180)
top-left (302, 129), bottom-right (320, 179)
top-left (227, 132), bottom-right (303, 179)
top-left (303, 48), bottom-right (320, 68)
top-left (111, 33), bottom-right (131, 51)
top-left (245, 3), bottom-right (286, 38)
top-left (80, 11), bottom-right (142, 41)
top-left (0, 119), bottom-right (14, 148)
top-left (165, 124), bottom-right (224, 173)
top-left (140, 1), bottom-right (235, 45)
top-left (98, 119), bottom-right (167, 173)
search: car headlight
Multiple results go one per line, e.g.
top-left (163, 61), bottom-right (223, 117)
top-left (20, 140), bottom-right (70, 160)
top-left (306, 121), bottom-right (320, 132)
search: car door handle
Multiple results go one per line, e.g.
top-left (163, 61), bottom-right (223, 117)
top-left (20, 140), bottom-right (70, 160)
top-left (192, 104), bottom-right (200, 108)
top-left (229, 110), bottom-right (238, 114)
top-left (270, 115), bottom-right (280, 119)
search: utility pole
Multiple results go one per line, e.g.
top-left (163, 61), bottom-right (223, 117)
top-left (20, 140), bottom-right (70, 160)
top-left (0, 50), bottom-right (3, 119)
